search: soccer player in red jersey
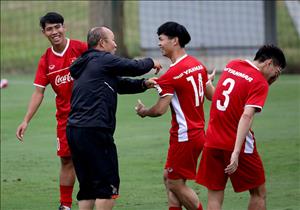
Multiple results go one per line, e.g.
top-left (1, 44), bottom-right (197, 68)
top-left (16, 12), bottom-right (87, 210)
top-left (136, 22), bottom-right (215, 210)
top-left (196, 45), bottom-right (286, 210)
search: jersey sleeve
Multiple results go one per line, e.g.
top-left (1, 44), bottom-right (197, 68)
top-left (245, 81), bottom-right (269, 112)
top-left (155, 72), bottom-right (174, 97)
top-left (202, 65), bottom-right (208, 85)
top-left (33, 54), bottom-right (49, 88)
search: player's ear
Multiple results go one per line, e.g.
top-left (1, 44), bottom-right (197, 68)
top-left (262, 58), bottom-right (272, 69)
top-left (173, 37), bottom-right (179, 46)
top-left (98, 38), bottom-right (105, 48)
top-left (266, 59), bottom-right (272, 66)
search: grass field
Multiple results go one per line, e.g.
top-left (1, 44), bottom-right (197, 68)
top-left (1, 74), bottom-right (299, 210)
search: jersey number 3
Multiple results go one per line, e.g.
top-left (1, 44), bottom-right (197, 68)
top-left (186, 73), bottom-right (204, 107)
top-left (217, 78), bottom-right (235, 111)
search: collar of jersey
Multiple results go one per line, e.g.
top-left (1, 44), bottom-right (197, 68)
top-left (170, 54), bottom-right (188, 67)
top-left (51, 38), bottom-right (70, 57)
top-left (245, 59), bottom-right (260, 71)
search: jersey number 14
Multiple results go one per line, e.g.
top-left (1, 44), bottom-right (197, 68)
top-left (186, 73), bottom-right (204, 107)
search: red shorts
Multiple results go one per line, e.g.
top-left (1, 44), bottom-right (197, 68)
top-left (196, 147), bottom-right (265, 192)
top-left (165, 134), bottom-right (204, 180)
top-left (57, 127), bottom-right (71, 157)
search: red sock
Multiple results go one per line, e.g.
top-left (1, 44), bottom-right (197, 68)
top-left (169, 207), bottom-right (182, 210)
top-left (60, 185), bottom-right (73, 207)
top-left (198, 202), bottom-right (203, 210)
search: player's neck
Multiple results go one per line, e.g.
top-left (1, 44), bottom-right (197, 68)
top-left (170, 48), bottom-right (186, 64)
top-left (52, 38), bottom-right (68, 53)
top-left (252, 60), bottom-right (270, 80)
top-left (252, 60), bottom-right (261, 71)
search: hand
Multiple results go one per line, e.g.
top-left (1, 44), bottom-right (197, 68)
top-left (225, 151), bottom-right (239, 175)
top-left (135, 99), bottom-right (146, 118)
top-left (208, 68), bottom-right (216, 83)
top-left (16, 121), bottom-right (28, 142)
top-left (144, 77), bottom-right (158, 89)
top-left (152, 60), bottom-right (162, 74)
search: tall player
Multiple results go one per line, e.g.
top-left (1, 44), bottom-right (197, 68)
top-left (135, 22), bottom-right (215, 210)
top-left (16, 12), bottom-right (87, 210)
top-left (196, 45), bottom-right (286, 210)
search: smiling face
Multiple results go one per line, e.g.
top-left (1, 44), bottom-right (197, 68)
top-left (42, 23), bottom-right (66, 48)
top-left (158, 34), bottom-right (176, 58)
top-left (101, 28), bottom-right (117, 54)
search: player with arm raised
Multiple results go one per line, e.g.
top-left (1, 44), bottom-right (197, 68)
top-left (136, 22), bottom-right (215, 210)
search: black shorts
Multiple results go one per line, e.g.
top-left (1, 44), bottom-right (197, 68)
top-left (66, 126), bottom-right (119, 200)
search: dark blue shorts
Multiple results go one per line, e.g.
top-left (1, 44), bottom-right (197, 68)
top-left (66, 126), bottom-right (119, 200)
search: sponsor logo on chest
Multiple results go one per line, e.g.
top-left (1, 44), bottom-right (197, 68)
top-left (55, 71), bottom-right (73, 86)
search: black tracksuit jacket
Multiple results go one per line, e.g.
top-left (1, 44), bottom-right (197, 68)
top-left (68, 48), bottom-right (154, 134)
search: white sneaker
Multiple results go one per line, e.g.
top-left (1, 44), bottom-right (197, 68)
top-left (58, 205), bottom-right (71, 210)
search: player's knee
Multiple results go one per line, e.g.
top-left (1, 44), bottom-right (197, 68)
top-left (167, 179), bottom-right (183, 193)
top-left (60, 156), bottom-right (73, 166)
top-left (250, 185), bottom-right (267, 200)
top-left (163, 170), bottom-right (168, 182)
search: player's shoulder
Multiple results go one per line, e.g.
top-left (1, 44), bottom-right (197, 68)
top-left (69, 39), bottom-right (87, 48)
top-left (184, 55), bottom-right (201, 64)
top-left (185, 55), bottom-right (207, 69)
top-left (226, 59), bottom-right (245, 67)
top-left (39, 47), bottom-right (52, 60)
top-left (69, 39), bottom-right (85, 44)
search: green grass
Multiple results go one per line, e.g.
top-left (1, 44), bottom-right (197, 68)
top-left (1, 74), bottom-right (299, 210)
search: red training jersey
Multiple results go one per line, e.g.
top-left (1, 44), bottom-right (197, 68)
top-left (205, 59), bottom-right (269, 152)
top-left (34, 39), bottom-right (87, 128)
top-left (155, 54), bottom-right (208, 143)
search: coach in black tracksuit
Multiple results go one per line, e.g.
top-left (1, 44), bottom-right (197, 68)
top-left (66, 26), bottom-right (161, 209)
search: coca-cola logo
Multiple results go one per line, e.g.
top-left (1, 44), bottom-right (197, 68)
top-left (55, 72), bottom-right (73, 86)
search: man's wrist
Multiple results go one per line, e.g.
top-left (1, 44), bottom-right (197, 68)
top-left (141, 79), bottom-right (147, 89)
top-left (140, 108), bottom-right (148, 117)
top-left (206, 80), bottom-right (212, 85)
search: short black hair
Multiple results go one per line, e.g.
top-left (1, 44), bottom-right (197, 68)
top-left (40, 12), bottom-right (64, 30)
top-left (254, 44), bottom-right (286, 69)
top-left (157, 21), bottom-right (191, 48)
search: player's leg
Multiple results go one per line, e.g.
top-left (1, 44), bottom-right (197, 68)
top-left (163, 169), bottom-right (182, 210)
top-left (207, 189), bottom-right (224, 210)
top-left (95, 199), bottom-right (115, 210)
top-left (78, 199), bottom-right (95, 210)
top-left (165, 138), bottom-right (204, 210)
top-left (58, 127), bottom-right (76, 209)
top-left (167, 178), bottom-right (200, 210)
top-left (196, 148), bottom-right (229, 210)
top-left (248, 184), bottom-right (266, 210)
top-left (59, 156), bottom-right (76, 208)
top-left (230, 146), bottom-right (266, 210)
